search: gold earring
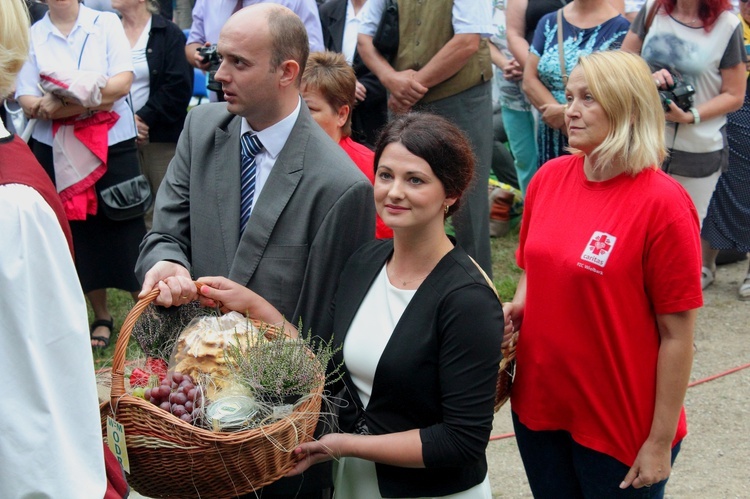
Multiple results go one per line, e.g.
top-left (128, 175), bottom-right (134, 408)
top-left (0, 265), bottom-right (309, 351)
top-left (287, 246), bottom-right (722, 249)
top-left (444, 205), bottom-right (449, 215)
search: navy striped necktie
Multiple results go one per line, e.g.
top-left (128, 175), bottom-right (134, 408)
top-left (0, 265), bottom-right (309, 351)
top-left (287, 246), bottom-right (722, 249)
top-left (240, 132), bottom-right (262, 233)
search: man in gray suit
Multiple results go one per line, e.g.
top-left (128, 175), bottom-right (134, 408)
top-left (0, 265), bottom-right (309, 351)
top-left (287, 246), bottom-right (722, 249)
top-left (136, 8), bottom-right (373, 495)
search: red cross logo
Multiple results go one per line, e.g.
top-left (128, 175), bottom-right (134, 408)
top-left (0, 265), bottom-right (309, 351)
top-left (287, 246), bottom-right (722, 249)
top-left (589, 234), bottom-right (612, 255)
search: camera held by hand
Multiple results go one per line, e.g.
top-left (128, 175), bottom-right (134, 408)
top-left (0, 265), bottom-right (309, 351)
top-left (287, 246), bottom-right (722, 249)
top-left (198, 44), bottom-right (222, 93)
top-left (658, 71), bottom-right (695, 113)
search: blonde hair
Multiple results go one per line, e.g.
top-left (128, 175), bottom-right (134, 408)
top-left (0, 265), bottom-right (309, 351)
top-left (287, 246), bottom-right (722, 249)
top-left (0, 0), bottom-right (30, 97)
top-left (145, 0), bottom-right (160, 14)
top-left (301, 51), bottom-right (356, 137)
top-left (569, 51), bottom-right (666, 175)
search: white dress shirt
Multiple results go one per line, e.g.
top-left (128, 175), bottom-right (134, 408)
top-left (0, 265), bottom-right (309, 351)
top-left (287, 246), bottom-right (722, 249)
top-left (239, 97), bottom-right (302, 215)
top-left (359, 0), bottom-right (494, 38)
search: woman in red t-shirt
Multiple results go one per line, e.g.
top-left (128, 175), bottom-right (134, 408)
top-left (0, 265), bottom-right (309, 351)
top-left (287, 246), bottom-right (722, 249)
top-left (504, 51), bottom-right (702, 498)
top-left (301, 51), bottom-right (392, 239)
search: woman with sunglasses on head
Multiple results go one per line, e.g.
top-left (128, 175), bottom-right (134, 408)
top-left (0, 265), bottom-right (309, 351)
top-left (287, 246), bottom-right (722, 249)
top-left (622, 0), bottom-right (746, 292)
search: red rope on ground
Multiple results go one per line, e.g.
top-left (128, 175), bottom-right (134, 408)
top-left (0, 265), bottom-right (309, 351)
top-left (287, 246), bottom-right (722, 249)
top-left (687, 362), bottom-right (750, 388)
top-left (489, 362), bottom-right (750, 442)
top-left (489, 432), bottom-right (515, 442)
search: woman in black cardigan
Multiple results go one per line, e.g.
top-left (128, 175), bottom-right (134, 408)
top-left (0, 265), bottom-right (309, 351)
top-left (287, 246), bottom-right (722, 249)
top-left (113, 0), bottom-right (193, 228)
top-left (199, 113), bottom-right (505, 498)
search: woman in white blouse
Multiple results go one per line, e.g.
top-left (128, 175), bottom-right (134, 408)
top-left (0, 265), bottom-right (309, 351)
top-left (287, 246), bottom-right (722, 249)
top-left (16, 0), bottom-right (144, 350)
top-left (112, 0), bottom-right (192, 228)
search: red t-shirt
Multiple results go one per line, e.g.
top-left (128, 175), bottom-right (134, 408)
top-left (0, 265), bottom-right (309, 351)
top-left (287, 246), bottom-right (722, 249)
top-left (512, 155), bottom-right (703, 466)
top-left (339, 136), bottom-right (392, 239)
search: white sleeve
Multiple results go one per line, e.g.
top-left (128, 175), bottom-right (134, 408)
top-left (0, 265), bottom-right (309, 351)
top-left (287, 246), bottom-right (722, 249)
top-left (453, 0), bottom-right (495, 36)
top-left (358, 0), bottom-right (386, 37)
top-left (15, 27), bottom-right (43, 98)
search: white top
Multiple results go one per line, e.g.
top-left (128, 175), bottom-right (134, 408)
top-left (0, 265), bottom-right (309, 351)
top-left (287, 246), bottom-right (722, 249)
top-left (0, 183), bottom-right (106, 498)
top-left (15, 5), bottom-right (136, 146)
top-left (360, 0), bottom-right (495, 38)
top-left (130, 17), bottom-right (152, 114)
top-left (239, 97), bottom-right (302, 216)
top-left (342, 0), bottom-right (363, 64)
top-left (343, 265), bottom-right (415, 408)
top-left (336, 269), bottom-right (491, 497)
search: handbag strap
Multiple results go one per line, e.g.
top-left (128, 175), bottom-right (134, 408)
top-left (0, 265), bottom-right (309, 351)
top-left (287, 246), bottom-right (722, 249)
top-left (78, 15), bottom-right (100, 69)
top-left (467, 255), bottom-right (518, 367)
top-left (468, 256), bottom-right (500, 302)
top-left (643, 0), bottom-right (660, 37)
top-left (557, 9), bottom-right (568, 86)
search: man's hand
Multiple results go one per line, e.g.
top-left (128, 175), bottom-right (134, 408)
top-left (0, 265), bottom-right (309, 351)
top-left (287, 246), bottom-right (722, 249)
top-left (382, 69), bottom-right (428, 109)
top-left (388, 94), bottom-right (413, 114)
top-left (188, 42), bottom-right (212, 71)
top-left (139, 261), bottom-right (196, 307)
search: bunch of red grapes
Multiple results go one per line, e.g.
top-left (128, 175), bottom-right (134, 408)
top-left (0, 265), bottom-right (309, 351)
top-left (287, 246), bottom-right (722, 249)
top-left (145, 371), bottom-right (203, 424)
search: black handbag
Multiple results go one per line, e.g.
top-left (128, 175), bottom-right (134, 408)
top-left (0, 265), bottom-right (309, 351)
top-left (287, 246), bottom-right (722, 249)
top-left (373, 0), bottom-right (399, 62)
top-left (99, 174), bottom-right (153, 221)
top-left (353, 0), bottom-right (399, 73)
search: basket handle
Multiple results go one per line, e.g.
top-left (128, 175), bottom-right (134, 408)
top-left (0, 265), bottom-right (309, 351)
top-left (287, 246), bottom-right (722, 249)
top-left (110, 281), bottom-right (203, 402)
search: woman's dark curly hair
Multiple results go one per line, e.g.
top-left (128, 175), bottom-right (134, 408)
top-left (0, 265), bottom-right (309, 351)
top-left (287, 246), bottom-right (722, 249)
top-left (373, 112), bottom-right (475, 217)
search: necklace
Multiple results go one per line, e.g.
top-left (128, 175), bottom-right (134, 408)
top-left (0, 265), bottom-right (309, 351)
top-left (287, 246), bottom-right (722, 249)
top-left (386, 264), bottom-right (430, 287)
top-left (672, 12), bottom-right (699, 26)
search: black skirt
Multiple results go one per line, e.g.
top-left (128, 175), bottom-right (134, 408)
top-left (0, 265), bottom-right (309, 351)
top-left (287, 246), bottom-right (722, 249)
top-left (31, 138), bottom-right (146, 293)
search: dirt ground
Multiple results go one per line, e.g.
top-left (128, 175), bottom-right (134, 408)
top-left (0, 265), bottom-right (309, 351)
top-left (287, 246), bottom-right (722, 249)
top-left (487, 258), bottom-right (750, 498)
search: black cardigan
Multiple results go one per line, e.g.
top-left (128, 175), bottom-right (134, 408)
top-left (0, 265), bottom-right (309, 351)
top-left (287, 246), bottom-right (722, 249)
top-left (329, 240), bottom-right (504, 498)
top-left (135, 14), bottom-right (193, 144)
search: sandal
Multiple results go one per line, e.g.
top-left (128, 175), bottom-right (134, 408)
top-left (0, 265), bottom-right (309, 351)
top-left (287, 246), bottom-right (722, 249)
top-left (701, 266), bottom-right (715, 290)
top-left (90, 318), bottom-right (114, 350)
top-left (739, 275), bottom-right (750, 301)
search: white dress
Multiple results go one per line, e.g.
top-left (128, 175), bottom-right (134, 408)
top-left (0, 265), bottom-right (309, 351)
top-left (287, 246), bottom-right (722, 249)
top-left (333, 266), bottom-right (492, 499)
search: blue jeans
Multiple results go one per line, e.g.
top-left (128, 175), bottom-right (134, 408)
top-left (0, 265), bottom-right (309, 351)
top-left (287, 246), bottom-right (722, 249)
top-left (500, 108), bottom-right (537, 196)
top-left (512, 411), bottom-right (681, 499)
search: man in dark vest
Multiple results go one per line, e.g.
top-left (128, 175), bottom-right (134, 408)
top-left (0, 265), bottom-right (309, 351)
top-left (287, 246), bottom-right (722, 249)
top-left (357, 0), bottom-right (495, 276)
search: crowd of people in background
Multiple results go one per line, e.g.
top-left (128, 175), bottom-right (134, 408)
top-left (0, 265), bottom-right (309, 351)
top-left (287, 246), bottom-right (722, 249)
top-left (1, 0), bottom-right (748, 497)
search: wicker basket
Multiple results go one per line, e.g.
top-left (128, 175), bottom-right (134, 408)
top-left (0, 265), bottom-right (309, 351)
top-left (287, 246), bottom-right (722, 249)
top-left (494, 331), bottom-right (518, 412)
top-left (101, 287), bottom-right (323, 498)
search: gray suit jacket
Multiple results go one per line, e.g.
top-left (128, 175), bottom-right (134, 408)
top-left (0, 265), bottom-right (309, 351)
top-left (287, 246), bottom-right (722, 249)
top-left (136, 101), bottom-right (375, 342)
